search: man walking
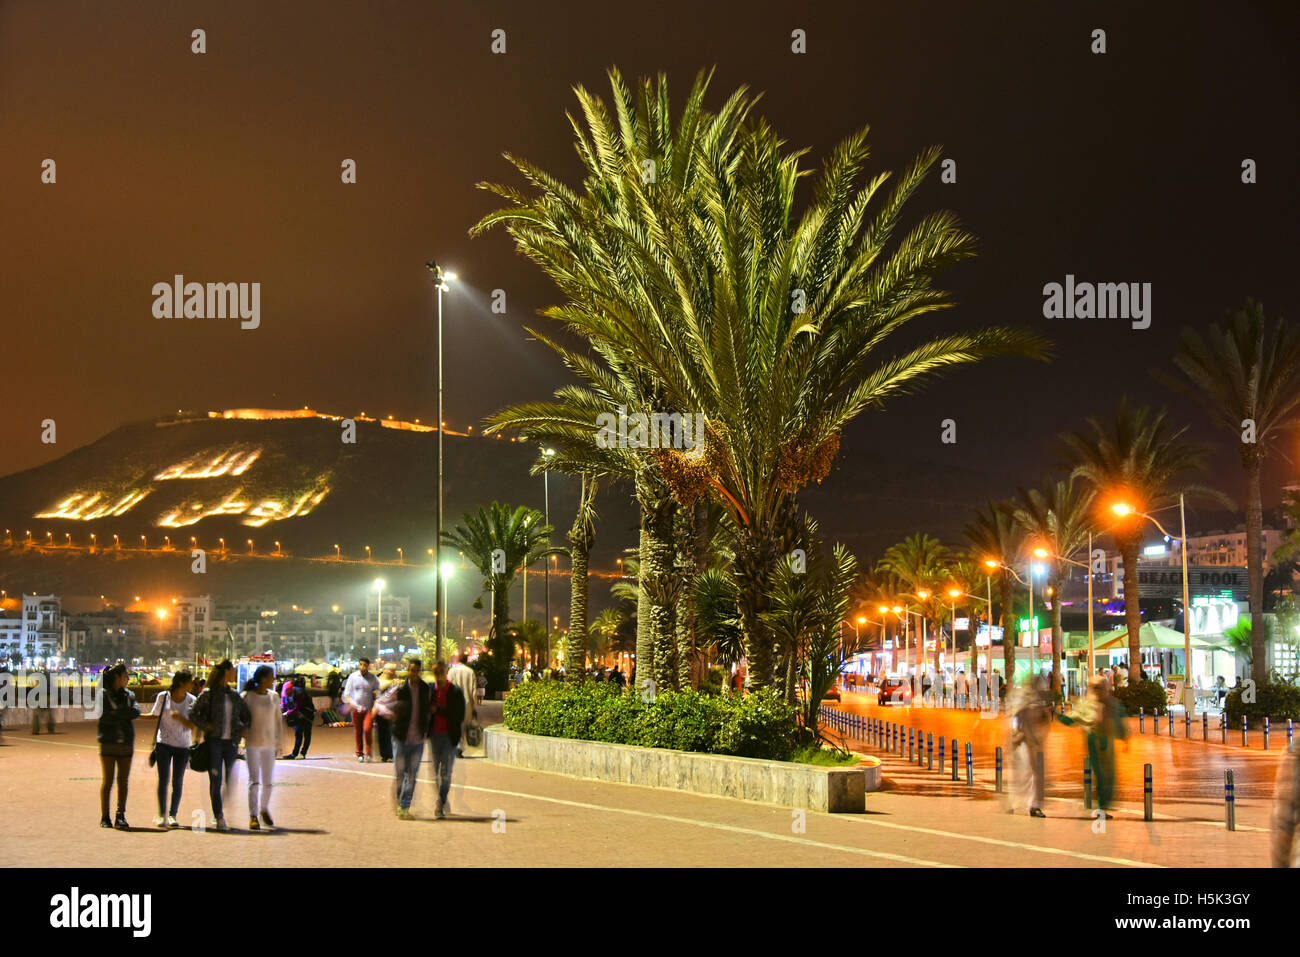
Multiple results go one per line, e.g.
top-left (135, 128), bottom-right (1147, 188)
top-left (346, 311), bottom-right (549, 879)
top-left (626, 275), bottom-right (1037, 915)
top-left (446, 654), bottom-right (477, 757)
top-left (31, 668), bottom-right (56, 734)
top-left (376, 658), bottom-right (432, 820)
top-left (343, 659), bottom-right (380, 762)
top-left (429, 661), bottom-right (466, 819)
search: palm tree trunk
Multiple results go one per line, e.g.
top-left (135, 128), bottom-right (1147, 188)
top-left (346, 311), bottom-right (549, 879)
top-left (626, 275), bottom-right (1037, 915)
top-left (1049, 574), bottom-right (1063, 694)
top-left (1120, 536), bottom-right (1142, 679)
top-left (485, 578), bottom-right (513, 695)
top-left (634, 471), bottom-right (675, 689)
top-left (1000, 571), bottom-right (1016, 684)
top-left (735, 501), bottom-right (797, 693)
top-left (1245, 458), bottom-right (1268, 685)
top-left (565, 481), bottom-right (592, 682)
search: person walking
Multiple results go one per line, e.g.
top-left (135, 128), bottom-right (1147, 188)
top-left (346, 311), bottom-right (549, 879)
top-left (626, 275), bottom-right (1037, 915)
top-left (429, 661), bottom-right (466, 819)
top-left (1008, 674), bottom-right (1051, 817)
top-left (281, 679), bottom-right (315, 759)
top-left (1059, 674), bottom-right (1129, 818)
top-left (1271, 741), bottom-right (1300, 867)
top-left (31, 668), bottom-right (56, 734)
top-left (97, 663), bottom-right (140, 829)
top-left (326, 670), bottom-right (342, 715)
top-left (447, 655), bottom-right (477, 757)
top-left (190, 660), bottom-right (251, 832)
top-left (375, 658), bottom-right (431, 819)
top-left (373, 664), bottom-right (399, 762)
top-left (242, 665), bottom-right (282, 830)
top-left (150, 669), bottom-right (199, 828)
top-left (343, 658), bottom-right (380, 762)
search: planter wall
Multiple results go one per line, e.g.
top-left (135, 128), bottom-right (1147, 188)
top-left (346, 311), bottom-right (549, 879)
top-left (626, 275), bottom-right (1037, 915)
top-left (485, 724), bottom-right (879, 812)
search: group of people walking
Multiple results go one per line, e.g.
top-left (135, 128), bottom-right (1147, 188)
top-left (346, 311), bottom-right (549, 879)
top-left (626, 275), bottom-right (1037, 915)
top-left (94, 654), bottom-right (479, 830)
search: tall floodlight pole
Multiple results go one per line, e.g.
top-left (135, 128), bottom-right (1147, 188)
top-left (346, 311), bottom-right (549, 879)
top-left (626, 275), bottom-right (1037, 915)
top-left (541, 448), bottom-right (555, 666)
top-left (426, 263), bottom-right (457, 649)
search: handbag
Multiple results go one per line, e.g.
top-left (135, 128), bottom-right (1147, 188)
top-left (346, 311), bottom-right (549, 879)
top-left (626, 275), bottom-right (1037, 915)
top-left (189, 739), bottom-right (210, 773)
top-left (465, 720), bottom-right (483, 748)
top-left (148, 691), bottom-right (170, 767)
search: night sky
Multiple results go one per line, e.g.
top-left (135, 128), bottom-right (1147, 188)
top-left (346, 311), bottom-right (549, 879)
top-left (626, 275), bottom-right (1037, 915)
top-left (3, 1), bottom-right (1298, 526)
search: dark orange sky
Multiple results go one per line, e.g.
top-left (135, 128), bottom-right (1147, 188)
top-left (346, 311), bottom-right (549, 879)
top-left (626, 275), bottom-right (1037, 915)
top-left (2, 0), bottom-right (1298, 518)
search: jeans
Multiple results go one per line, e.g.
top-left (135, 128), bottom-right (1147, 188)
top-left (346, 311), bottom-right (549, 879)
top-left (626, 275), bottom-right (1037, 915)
top-left (430, 735), bottom-right (457, 808)
top-left (207, 738), bottom-right (238, 820)
top-left (394, 741), bottom-right (424, 809)
top-left (246, 745), bottom-right (275, 817)
top-left (290, 721), bottom-right (312, 757)
top-left (155, 743), bottom-right (189, 817)
top-left (353, 709), bottom-right (373, 756)
top-left (99, 753), bottom-right (131, 819)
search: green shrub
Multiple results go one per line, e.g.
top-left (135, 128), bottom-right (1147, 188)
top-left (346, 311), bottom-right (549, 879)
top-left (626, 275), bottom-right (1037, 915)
top-left (1114, 679), bottom-right (1167, 717)
top-left (502, 679), bottom-right (796, 760)
top-left (700, 666), bottom-right (726, 696)
top-left (1225, 679), bottom-right (1300, 726)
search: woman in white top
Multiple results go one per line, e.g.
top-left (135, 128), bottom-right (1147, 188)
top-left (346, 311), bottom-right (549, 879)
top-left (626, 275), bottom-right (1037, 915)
top-left (241, 665), bottom-right (283, 830)
top-left (150, 670), bottom-right (199, 828)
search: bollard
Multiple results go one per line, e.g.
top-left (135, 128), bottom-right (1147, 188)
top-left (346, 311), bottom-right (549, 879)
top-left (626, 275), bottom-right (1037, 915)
top-left (1168, 712), bottom-right (1173, 736)
top-left (995, 745), bottom-right (1003, 793)
top-left (1291, 718), bottom-right (1295, 749)
top-left (1154, 707), bottom-right (1159, 735)
top-left (1221, 712), bottom-right (1227, 744)
top-left (938, 736), bottom-right (945, 773)
top-left (951, 739), bottom-right (959, 781)
top-left (1143, 763), bottom-right (1153, 821)
top-left (1242, 714), bottom-right (1248, 748)
top-left (1225, 769), bottom-right (1236, 831)
top-left (908, 727), bottom-right (914, 762)
top-left (965, 742), bottom-right (973, 786)
top-left (1185, 711), bottom-right (1191, 739)
top-left (1265, 716), bottom-right (1270, 751)
top-left (1084, 760), bottom-right (1092, 810)
top-left (1140, 706), bottom-right (1145, 733)
top-left (1203, 711), bottom-right (1208, 741)
top-left (927, 732), bottom-right (934, 770)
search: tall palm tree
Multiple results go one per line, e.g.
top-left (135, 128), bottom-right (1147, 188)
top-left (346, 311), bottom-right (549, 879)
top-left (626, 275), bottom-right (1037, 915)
top-left (946, 558), bottom-right (992, 679)
top-left (877, 534), bottom-right (951, 675)
top-left (1006, 477), bottom-right (1096, 691)
top-left (589, 607), bottom-right (623, 666)
top-left (965, 502), bottom-right (1024, 683)
top-left (473, 68), bottom-right (1050, 691)
top-left (564, 474), bottom-right (599, 681)
top-left (1061, 401), bottom-right (1216, 678)
top-left (441, 503), bottom-right (566, 694)
top-left (1160, 300), bottom-right (1300, 685)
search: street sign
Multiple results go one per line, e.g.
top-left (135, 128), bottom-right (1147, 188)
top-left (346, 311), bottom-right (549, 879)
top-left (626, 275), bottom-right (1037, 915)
top-left (1135, 562), bottom-right (1248, 600)
top-left (1018, 616), bottom-right (1039, 633)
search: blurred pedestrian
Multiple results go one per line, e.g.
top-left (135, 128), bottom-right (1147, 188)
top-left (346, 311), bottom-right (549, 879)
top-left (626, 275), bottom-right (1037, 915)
top-left (376, 658), bottom-right (430, 819)
top-left (31, 668), bottom-right (55, 734)
top-left (150, 669), bottom-right (198, 828)
top-left (281, 680), bottom-right (315, 759)
top-left (1008, 674), bottom-right (1050, 817)
top-left (190, 659), bottom-right (250, 832)
top-left (1059, 674), bottom-right (1129, 818)
top-left (1271, 741), bottom-right (1300, 867)
top-left (97, 663), bottom-right (140, 830)
top-left (242, 665), bottom-right (281, 830)
top-left (372, 664), bottom-right (399, 762)
top-left (447, 655), bottom-right (477, 757)
top-left (326, 670), bottom-right (342, 713)
top-left (429, 661), bottom-right (466, 819)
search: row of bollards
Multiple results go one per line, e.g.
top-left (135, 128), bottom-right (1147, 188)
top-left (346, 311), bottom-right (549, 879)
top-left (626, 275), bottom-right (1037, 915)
top-left (1134, 705), bottom-right (1294, 752)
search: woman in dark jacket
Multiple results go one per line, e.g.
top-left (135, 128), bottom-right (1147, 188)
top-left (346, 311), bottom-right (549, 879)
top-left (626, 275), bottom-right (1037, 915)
top-left (97, 663), bottom-right (140, 829)
top-left (189, 660), bottom-right (251, 832)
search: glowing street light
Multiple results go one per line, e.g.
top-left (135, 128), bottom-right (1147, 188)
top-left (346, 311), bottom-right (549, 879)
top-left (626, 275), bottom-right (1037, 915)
top-left (334, 544), bottom-right (341, 559)
top-left (397, 547), bottom-right (403, 564)
top-left (365, 545), bottom-right (372, 562)
top-left (374, 578), bottom-right (386, 648)
top-left (275, 541), bottom-right (281, 556)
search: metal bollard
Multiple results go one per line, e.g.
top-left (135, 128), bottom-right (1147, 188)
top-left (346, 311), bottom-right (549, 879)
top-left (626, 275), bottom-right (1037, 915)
top-left (938, 736), bottom-right (945, 772)
top-left (1265, 716), bottom-right (1270, 750)
top-left (965, 742), bottom-right (973, 786)
top-left (1221, 712), bottom-right (1227, 744)
top-left (1168, 712), bottom-right (1173, 736)
top-left (1203, 711), bottom-right (1208, 741)
top-left (1185, 711), bottom-right (1191, 739)
top-left (1143, 763), bottom-right (1153, 821)
top-left (927, 732), bottom-right (934, 770)
top-left (951, 740), bottom-right (959, 781)
top-left (1225, 769), bottom-right (1236, 831)
top-left (1140, 706), bottom-right (1145, 733)
top-left (1242, 714), bottom-right (1248, 748)
top-left (1154, 707), bottom-right (1159, 735)
top-left (995, 746), bottom-right (1003, 792)
top-left (908, 727), bottom-right (914, 762)
top-left (1084, 760), bottom-right (1092, 809)
top-left (1290, 718), bottom-right (1295, 748)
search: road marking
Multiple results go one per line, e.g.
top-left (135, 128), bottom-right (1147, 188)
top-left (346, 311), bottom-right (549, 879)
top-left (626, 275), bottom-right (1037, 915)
top-left (295, 761), bottom-right (957, 867)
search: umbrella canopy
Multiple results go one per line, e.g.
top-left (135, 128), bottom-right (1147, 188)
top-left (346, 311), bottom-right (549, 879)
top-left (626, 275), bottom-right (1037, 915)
top-left (293, 660), bottom-right (333, 676)
top-left (1092, 622), bottom-right (1226, 651)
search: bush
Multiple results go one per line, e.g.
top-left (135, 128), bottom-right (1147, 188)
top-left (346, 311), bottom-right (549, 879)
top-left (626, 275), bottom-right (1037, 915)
top-left (1114, 679), bottom-right (1168, 717)
top-left (700, 666), bottom-right (726, 696)
top-left (503, 680), bottom-right (796, 761)
top-left (1225, 679), bottom-right (1300, 727)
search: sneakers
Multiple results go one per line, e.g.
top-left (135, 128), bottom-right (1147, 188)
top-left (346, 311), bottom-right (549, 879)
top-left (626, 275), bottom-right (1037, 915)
top-left (167, 815), bottom-right (180, 828)
top-left (154, 815), bottom-right (166, 828)
top-left (397, 807), bottom-right (413, 820)
top-left (1029, 808), bottom-right (1046, 818)
top-left (249, 817), bottom-right (261, 831)
top-left (215, 817), bottom-right (229, 832)
top-left (260, 811), bottom-right (274, 828)
top-left (357, 754), bottom-right (365, 763)
top-left (281, 753), bottom-right (297, 760)
top-left (114, 812), bottom-right (129, 830)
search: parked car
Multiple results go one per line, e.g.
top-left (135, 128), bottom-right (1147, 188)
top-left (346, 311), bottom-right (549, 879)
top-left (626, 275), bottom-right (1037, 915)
top-left (822, 682), bottom-right (842, 701)
top-left (876, 676), bottom-right (912, 706)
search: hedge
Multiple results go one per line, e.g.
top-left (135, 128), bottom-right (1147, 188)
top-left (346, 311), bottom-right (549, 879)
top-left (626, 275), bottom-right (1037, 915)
top-left (1114, 679), bottom-right (1168, 717)
top-left (1225, 680), bottom-right (1300, 726)
top-left (503, 680), bottom-right (796, 761)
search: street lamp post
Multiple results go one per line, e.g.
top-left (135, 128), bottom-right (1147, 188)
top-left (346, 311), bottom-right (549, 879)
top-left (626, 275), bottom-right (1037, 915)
top-left (427, 262), bottom-right (457, 651)
top-left (374, 579), bottom-right (385, 658)
top-left (541, 447), bottom-right (555, 666)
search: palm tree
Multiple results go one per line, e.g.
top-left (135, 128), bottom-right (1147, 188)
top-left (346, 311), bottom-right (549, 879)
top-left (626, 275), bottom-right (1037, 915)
top-left (965, 502), bottom-right (1024, 683)
top-left (946, 558), bottom-right (992, 679)
top-left (473, 68), bottom-right (1050, 692)
top-left (1061, 401), bottom-right (1216, 678)
top-left (565, 474), bottom-right (599, 681)
top-left (877, 534), bottom-right (951, 675)
top-left (589, 607), bottom-right (623, 666)
top-left (1160, 300), bottom-right (1300, 685)
top-left (1006, 477), bottom-right (1096, 691)
top-left (441, 503), bottom-right (566, 694)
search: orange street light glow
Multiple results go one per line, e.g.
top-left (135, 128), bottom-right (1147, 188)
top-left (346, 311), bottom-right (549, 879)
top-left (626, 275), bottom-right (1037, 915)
top-left (1112, 503), bottom-right (1135, 516)
top-left (948, 588), bottom-right (961, 598)
top-left (983, 558), bottom-right (998, 568)
top-left (1033, 547), bottom-right (1049, 557)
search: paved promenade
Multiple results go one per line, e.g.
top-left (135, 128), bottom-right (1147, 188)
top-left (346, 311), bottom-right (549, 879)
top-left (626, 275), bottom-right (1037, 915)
top-left (0, 703), bottom-right (1277, 868)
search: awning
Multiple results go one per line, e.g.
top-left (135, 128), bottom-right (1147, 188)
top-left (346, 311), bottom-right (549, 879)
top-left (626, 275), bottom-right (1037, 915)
top-left (1090, 622), bottom-right (1227, 652)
